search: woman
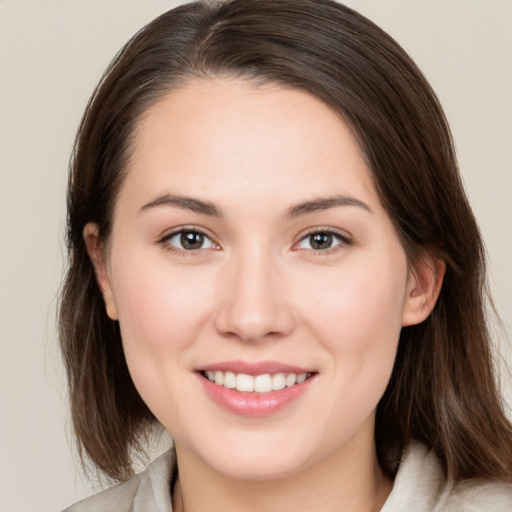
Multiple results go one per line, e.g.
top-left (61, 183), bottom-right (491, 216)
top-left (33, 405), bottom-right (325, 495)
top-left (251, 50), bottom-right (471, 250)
top-left (59, 0), bottom-right (512, 510)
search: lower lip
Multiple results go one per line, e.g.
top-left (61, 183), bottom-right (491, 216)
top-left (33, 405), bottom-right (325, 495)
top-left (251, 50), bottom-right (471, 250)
top-left (197, 373), bottom-right (315, 417)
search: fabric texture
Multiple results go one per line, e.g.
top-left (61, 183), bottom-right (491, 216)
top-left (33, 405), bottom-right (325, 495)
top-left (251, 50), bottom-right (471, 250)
top-left (64, 443), bottom-right (512, 511)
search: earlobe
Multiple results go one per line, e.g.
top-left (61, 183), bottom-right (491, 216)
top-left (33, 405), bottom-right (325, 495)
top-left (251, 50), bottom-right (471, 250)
top-left (402, 254), bottom-right (445, 326)
top-left (83, 223), bottom-right (119, 321)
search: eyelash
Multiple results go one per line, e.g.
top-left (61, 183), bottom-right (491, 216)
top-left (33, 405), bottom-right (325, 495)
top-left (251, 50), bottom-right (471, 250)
top-left (159, 227), bottom-right (220, 255)
top-left (158, 227), bottom-right (352, 255)
top-left (293, 228), bottom-right (352, 255)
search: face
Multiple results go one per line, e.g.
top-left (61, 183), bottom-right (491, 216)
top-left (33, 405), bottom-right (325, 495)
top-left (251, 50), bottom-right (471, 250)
top-left (88, 79), bottom-right (435, 481)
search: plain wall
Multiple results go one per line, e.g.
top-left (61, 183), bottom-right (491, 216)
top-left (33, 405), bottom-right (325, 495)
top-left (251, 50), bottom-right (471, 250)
top-left (0, 1), bottom-right (510, 510)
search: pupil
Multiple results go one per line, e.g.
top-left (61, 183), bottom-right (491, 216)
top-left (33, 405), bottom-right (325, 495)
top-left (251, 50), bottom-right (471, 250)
top-left (181, 231), bottom-right (204, 250)
top-left (311, 233), bottom-right (332, 250)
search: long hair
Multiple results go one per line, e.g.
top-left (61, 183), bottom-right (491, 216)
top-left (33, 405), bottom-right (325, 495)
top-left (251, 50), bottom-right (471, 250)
top-left (59, 0), bottom-right (512, 483)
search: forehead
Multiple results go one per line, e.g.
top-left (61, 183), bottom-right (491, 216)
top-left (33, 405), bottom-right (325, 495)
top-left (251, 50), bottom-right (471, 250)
top-left (122, 78), bottom-right (377, 210)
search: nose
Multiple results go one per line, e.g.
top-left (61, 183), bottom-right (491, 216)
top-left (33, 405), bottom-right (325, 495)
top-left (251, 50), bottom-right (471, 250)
top-left (214, 248), bottom-right (295, 343)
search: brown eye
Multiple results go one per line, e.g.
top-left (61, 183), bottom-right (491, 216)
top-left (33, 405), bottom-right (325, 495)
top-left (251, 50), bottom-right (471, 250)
top-left (296, 230), bottom-right (349, 251)
top-left (165, 229), bottom-right (216, 251)
top-left (309, 232), bottom-right (334, 250)
top-left (181, 231), bottom-right (205, 250)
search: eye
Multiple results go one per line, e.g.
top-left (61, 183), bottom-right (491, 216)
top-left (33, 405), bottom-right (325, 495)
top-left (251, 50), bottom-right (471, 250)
top-left (164, 229), bottom-right (217, 251)
top-left (295, 230), bottom-right (349, 251)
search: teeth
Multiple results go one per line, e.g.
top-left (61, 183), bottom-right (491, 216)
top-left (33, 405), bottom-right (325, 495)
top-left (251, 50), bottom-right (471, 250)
top-left (203, 371), bottom-right (310, 393)
top-left (296, 373), bottom-right (307, 384)
top-left (236, 373), bottom-right (254, 392)
top-left (285, 373), bottom-right (297, 387)
top-left (272, 373), bottom-right (286, 390)
top-left (223, 371), bottom-right (236, 389)
top-left (254, 374), bottom-right (272, 393)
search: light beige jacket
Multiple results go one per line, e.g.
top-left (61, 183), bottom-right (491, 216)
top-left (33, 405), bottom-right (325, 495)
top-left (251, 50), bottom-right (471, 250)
top-left (64, 443), bottom-right (512, 511)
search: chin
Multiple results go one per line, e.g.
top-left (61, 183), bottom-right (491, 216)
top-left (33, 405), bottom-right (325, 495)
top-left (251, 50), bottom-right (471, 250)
top-left (208, 451), bottom-right (308, 481)
top-left (178, 430), bottom-right (316, 481)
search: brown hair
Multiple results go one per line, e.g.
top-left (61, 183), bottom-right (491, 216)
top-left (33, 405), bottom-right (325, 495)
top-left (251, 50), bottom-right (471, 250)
top-left (59, 0), bottom-right (512, 483)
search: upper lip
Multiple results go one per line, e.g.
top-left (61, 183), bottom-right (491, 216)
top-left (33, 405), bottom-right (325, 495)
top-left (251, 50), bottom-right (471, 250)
top-left (197, 360), bottom-right (315, 376)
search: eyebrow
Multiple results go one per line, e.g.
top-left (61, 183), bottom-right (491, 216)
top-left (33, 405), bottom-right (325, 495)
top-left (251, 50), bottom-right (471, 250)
top-left (139, 193), bottom-right (372, 218)
top-left (286, 195), bottom-right (373, 218)
top-left (139, 194), bottom-right (223, 217)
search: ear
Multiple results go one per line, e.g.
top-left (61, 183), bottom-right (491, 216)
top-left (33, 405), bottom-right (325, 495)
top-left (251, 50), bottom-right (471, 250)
top-left (402, 253), bottom-right (445, 326)
top-left (83, 223), bottom-right (119, 320)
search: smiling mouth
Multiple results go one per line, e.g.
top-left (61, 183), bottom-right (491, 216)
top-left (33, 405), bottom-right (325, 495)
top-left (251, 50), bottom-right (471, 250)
top-left (200, 370), bottom-right (315, 394)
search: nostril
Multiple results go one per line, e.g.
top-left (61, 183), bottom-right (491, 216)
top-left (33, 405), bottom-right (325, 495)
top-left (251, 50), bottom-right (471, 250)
top-left (214, 304), bottom-right (296, 343)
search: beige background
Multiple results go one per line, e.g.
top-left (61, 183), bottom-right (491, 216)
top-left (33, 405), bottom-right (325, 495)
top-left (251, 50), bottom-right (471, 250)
top-left (1, 1), bottom-right (510, 510)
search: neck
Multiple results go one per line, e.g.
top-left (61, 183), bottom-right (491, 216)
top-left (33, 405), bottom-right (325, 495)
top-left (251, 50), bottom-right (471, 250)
top-left (172, 433), bottom-right (392, 512)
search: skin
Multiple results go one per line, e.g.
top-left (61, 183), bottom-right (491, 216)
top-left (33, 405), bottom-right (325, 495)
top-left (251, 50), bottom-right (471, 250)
top-left (85, 79), bottom-right (443, 511)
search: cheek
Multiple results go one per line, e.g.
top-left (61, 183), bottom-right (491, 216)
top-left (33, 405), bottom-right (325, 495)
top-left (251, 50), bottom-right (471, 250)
top-left (300, 255), bottom-right (407, 394)
top-left (304, 258), bottom-right (406, 340)
top-left (110, 254), bottom-right (215, 385)
top-left (110, 260), bottom-right (221, 434)
top-left (301, 266), bottom-right (406, 439)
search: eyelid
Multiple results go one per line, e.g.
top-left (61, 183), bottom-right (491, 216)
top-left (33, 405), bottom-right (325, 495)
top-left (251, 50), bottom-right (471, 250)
top-left (292, 227), bottom-right (353, 253)
top-left (157, 225), bottom-right (351, 254)
top-left (158, 225), bottom-right (221, 252)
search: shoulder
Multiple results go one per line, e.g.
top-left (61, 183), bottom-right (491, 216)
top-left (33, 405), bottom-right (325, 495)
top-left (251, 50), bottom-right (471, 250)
top-left (382, 443), bottom-right (512, 512)
top-left (446, 479), bottom-right (512, 511)
top-left (62, 450), bottom-right (175, 512)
